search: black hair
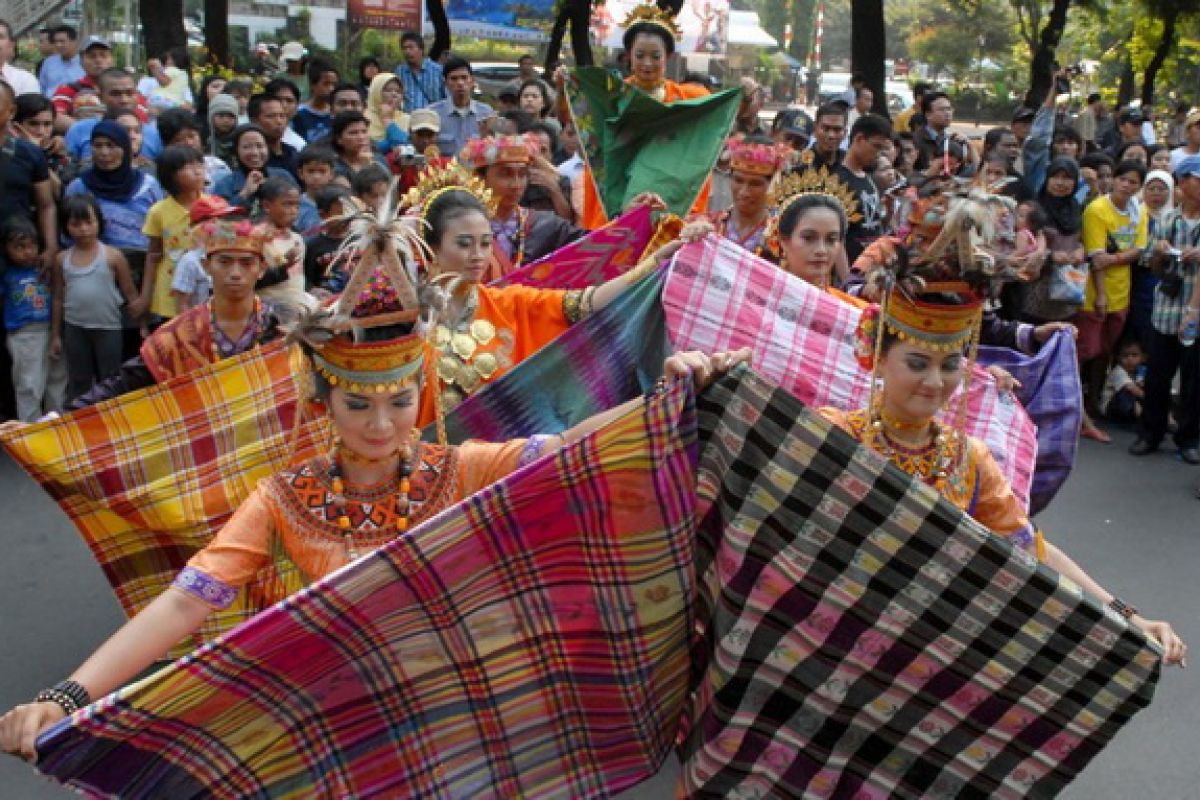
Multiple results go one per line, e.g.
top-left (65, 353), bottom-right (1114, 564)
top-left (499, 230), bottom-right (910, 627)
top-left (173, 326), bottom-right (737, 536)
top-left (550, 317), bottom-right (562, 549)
top-left (229, 124), bottom-right (269, 172)
top-left (298, 145), bottom-right (338, 169)
top-left (1087, 92), bottom-right (1102, 106)
top-left (351, 163), bottom-right (390, 197)
top-left (1113, 159), bottom-right (1147, 182)
top-left (814, 102), bottom-right (847, 123)
top-left (518, 78), bottom-right (552, 117)
top-left (983, 126), bottom-right (1015, 154)
top-left (165, 46), bottom-right (191, 74)
top-left (248, 92), bottom-right (283, 121)
top-left (527, 120), bottom-right (559, 153)
top-left (1115, 141), bottom-right (1147, 163)
top-left (849, 113), bottom-right (892, 142)
top-left (908, 113), bottom-right (925, 133)
top-left (14, 92), bottom-right (52, 123)
top-left (196, 74), bottom-right (226, 121)
top-left (60, 193), bottom-right (105, 237)
top-left (423, 188), bottom-right (489, 248)
top-left (259, 175), bottom-right (300, 202)
top-left (97, 67), bottom-right (133, 91)
top-left (1117, 337), bottom-right (1144, 355)
top-left (1052, 125), bottom-right (1084, 152)
top-left (400, 31), bottom-right (425, 49)
top-left (156, 144), bottom-right (205, 195)
top-left (442, 55), bottom-right (472, 78)
top-left (1117, 108), bottom-right (1143, 127)
top-left (501, 108), bottom-right (536, 133)
top-left (53, 24), bottom-right (77, 40)
top-left (313, 184), bottom-right (352, 214)
top-left (265, 77), bottom-right (301, 103)
top-left (358, 56), bottom-right (381, 85)
top-left (331, 111), bottom-right (368, 154)
top-left (855, 85), bottom-right (873, 100)
top-left (0, 215), bottom-right (38, 246)
top-left (911, 81), bottom-right (932, 97)
top-left (307, 56), bottom-right (339, 88)
top-left (226, 79), bottom-right (252, 97)
top-left (777, 194), bottom-right (848, 241)
top-left (1080, 151), bottom-right (1115, 172)
top-left (622, 22), bottom-right (675, 56)
top-left (1018, 199), bottom-right (1049, 235)
top-left (920, 91), bottom-right (950, 116)
top-left (333, 81), bottom-right (364, 100)
top-left (102, 107), bottom-right (138, 123)
top-left (157, 107), bottom-right (202, 145)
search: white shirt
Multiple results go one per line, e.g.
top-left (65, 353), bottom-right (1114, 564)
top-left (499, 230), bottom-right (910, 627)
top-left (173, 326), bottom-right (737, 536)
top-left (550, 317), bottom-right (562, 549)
top-left (283, 125), bottom-right (306, 151)
top-left (2, 62), bottom-right (40, 97)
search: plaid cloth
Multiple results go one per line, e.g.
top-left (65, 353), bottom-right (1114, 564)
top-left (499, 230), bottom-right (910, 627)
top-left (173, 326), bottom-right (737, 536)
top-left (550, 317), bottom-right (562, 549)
top-left (444, 268), bottom-right (670, 443)
top-left (677, 367), bottom-right (1161, 798)
top-left (664, 236), bottom-right (1038, 507)
top-left (978, 330), bottom-right (1082, 515)
top-left (491, 205), bottom-right (655, 289)
top-left (36, 382), bottom-right (700, 799)
top-left (1, 341), bottom-right (318, 651)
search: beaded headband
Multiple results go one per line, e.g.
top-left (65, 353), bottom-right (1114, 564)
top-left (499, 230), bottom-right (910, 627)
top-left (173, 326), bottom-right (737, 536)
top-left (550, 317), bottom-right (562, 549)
top-left (765, 167), bottom-right (861, 252)
top-left (311, 332), bottom-right (427, 394)
top-left (457, 134), bottom-right (539, 171)
top-left (622, 2), bottom-right (682, 41)
top-left (726, 135), bottom-right (790, 178)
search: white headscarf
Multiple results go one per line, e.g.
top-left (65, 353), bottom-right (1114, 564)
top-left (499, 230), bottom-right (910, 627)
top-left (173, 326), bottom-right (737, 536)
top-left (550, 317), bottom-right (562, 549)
top-left (1142, 169), bottom-right (1175, 223)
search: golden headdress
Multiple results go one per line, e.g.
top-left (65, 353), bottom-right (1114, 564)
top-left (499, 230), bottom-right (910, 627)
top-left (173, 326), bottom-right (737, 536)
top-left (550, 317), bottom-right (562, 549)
top-left (401, 159), bottom-right (497, 226)
top-left (621, 2), bottom-right (682, 41)
top-left (765, 166), bottom-right (862, 253)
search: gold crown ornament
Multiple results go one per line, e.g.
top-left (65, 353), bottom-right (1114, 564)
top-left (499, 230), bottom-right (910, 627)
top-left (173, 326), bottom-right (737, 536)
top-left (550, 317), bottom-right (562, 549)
top-left (765, 166), bottom-right (862, 253)
top-left (401, 159), bottom-right (497, 225)
top-left (621, 2), bottom-right (683, 40)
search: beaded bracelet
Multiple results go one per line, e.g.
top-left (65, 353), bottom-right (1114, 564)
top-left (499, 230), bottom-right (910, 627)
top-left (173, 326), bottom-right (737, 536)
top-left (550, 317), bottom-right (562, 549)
top-left (35, 680), bottom-right (91, 716)
top-left (1109, 597), bottom-right (1138, 620)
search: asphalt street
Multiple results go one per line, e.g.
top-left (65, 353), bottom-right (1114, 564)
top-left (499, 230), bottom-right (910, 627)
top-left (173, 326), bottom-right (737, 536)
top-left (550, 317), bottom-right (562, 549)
top-left (0, 424), bottom-right (1197, 798)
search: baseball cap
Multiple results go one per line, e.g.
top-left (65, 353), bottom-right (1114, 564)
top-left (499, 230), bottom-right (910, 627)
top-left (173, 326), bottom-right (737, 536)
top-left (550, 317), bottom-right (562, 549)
top-left (1118, 108), bottom-right (1144, 125)
top-left (281, 41), bottom-right (307, 62)
top-left (409, 108), bottom-right (440, 133)
top-left (1176, 155), bottom-right (1200, 179)
top-left (189, 196), bottom-right (241, 225)
top-left (83, 35), bottom-right (112, 52)
top-left (775, 107), bottom-right (813, 138)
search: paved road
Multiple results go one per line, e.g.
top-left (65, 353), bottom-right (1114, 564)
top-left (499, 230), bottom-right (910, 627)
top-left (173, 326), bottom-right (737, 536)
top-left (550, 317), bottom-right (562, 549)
top-left (1, 425), bottom-right (1197, 798)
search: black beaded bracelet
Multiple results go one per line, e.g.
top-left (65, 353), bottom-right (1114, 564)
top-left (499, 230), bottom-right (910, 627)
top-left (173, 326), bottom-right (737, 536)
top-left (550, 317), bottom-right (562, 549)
top-left (1109, 597), bottom-right (1138, 620)
top-left (35, 680), bottom-right (91, 716)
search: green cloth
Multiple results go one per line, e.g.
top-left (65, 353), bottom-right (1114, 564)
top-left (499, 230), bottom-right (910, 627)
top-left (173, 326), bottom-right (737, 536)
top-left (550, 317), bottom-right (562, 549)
top-left (568, 67), bottom-right (740, 218)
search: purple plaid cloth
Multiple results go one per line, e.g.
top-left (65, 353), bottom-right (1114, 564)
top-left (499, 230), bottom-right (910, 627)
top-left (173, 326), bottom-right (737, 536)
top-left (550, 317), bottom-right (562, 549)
top-left (978, 330), bottom-right (1081, 515)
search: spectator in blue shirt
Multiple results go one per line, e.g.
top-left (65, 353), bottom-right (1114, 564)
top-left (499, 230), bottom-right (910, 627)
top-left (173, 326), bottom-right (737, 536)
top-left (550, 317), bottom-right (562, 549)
top-left (38, 25), bottom-right (83, 97)
top-left (428, 57), bottom-right (495, 157)
top-left (292, 58), bottom-right (339, 144)
top-left (397, 32), bottom-right (445, 112)
top-left (64, 68), bottom-right (162, 162)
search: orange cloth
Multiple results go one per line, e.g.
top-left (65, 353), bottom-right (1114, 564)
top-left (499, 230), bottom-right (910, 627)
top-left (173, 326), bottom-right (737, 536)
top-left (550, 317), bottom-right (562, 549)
top-left (416, 283), bottom-right (574, 427)
top-left (185, 440), bottom-right (528, 595)
top-left (139, 303), bottom-right (217, 383)
top-left (581, 80), bottom-right (712, 230)
top-left (818, 407), bottom-right (1046, 561)
top-left (828, 286), bottom-right (867, 309)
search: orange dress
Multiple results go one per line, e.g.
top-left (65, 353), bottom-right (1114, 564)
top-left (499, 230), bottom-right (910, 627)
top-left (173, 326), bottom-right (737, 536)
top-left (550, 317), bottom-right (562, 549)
top-left (173, 439), bottom-right (539, 608)
top-left (415, 283), bottom-right (585, 427)
top-left (581, 79), bottom-right (712, 230)
top-left (818, 408), bottom-right (1047, 561)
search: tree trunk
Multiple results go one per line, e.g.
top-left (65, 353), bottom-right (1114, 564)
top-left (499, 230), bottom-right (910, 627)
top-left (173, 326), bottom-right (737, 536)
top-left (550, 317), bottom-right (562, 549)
top-left (203, 0), bottom-right (230, 66)
top-left (545, 0), bottom-right (593, 70)
top-left (140, 0), bottom-right (186, 61)
top-left (426, 0), bottom-right (451, 61)
top-left (851, 0), bottom-right (888, 118)
top-left (1117, 55), bottom-right (1136, 108)
top-left (1023, 0), bottom-right (1071, 108)
top-left (1141, 9), bottom-right (1179, 106)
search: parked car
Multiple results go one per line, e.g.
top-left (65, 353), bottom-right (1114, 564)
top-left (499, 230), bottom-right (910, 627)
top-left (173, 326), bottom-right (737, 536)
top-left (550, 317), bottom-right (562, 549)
top-left (470, 62), bottom-right (523, 99)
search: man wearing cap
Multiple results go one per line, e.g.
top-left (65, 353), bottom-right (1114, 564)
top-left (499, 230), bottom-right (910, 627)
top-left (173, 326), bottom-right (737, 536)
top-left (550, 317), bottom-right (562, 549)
top-left (1129, 154), bottom-right (1200, 465)
top-left (275, 41), bottom-right (309, 98)
top-left (397, 31), bottom-right (446, 112)
top-left (51, 36), bottom-right (118, 133)
top-left (65, 210), bottom-right (284, 410)
top-left (1170, 110), bottom-right (1200, 173)
top-left (0, 20), bottom-right (39, 96)
top-left (771, 107), bottom-right (813, 153)
top-left (396, 109), bottom-right (448, 192)
top-left (39, 24), bottom-right (82, 97)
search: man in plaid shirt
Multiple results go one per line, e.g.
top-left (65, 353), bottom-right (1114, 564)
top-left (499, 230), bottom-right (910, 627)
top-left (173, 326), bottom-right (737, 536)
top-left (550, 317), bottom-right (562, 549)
top-left (397, 32), bottom-right (446, 113)
top-left (1129, 154), bottom-right (1200, 464)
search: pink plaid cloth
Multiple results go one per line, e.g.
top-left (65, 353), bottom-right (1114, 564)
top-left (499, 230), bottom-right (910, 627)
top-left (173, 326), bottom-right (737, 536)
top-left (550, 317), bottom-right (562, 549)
top-left (664, 236), bottom-right (1036, 507)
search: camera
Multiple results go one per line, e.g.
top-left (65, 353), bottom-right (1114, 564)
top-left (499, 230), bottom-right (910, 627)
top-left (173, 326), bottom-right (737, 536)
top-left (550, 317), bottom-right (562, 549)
top-left (1160, 248), bottom-right (1184, 299)
top-left (1053, 62), bottom-right (1081, 95)
top-left (395, 145), bottom-right (426, 168)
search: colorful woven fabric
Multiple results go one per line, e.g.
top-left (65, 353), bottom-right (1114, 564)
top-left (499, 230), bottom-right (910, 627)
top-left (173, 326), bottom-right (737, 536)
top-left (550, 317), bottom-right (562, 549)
top-left (664, 235), bottom-right (1038, 507)
top-left (978, 330), bottom-right (1082, 515)
top-left (1, 341), bottom-right (317, 651)
top-left (677, 368), bottom-right (1161, 798)
top-left (36, 382), bottom-right (700, 800)
top-left (491, 204), bottom-right (655, 289)
top-left (444, 268), bottom-right (670, 443)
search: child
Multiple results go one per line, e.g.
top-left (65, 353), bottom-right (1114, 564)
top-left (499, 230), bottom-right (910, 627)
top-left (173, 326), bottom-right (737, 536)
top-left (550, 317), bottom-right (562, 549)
top-left (296, 146), bottom-right (337, 235)
top-left (207, 94), bottom-right (240, 166)
top-left (56, 195), bottom-right (140, 400)
top-left (303, 186), bottom-right (357, 299)
top-left (145, 48), bottom-right (193, 111)
top-left (351, 163), bottom-right (391, 213)
top-left (143, 146), bottom-right (212, 323)
top-left (294, 58), bottom-right (339, 144)
top-left (1013, 200), bottom-right (1049, 280)
top-left (2, 218), bottom-right (67, 421)
top-left (157, 108), bottom-right (232, 192)
top-left (170, 196), bottom-right (245, 314)
top-left (255, 176), bottom-right (311, 310)
top-left (226, 80), bottom-right (253, 123)
top-left (1101, 339), bottom-right (1146, 423)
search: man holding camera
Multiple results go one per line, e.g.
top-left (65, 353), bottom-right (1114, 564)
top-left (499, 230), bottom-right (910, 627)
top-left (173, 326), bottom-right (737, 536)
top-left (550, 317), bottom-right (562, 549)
top-left (1129, 155), bottom-right (1200, 463)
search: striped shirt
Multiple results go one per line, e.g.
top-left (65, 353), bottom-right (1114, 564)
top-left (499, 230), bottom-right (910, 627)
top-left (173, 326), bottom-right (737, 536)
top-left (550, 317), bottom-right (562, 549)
top-left (397, 59), bottom-right (446, 112)
top-left (1151, 208), bottom-right (1200, 335)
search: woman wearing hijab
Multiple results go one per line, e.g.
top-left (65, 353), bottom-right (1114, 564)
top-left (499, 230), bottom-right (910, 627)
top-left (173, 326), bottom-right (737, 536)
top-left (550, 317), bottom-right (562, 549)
top-left (364, 72), bottom-right (410, 158)
top-left (1129, 169), bottom-right (1175, 349)
top-left (64, 121), bottom-right (166, 253)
